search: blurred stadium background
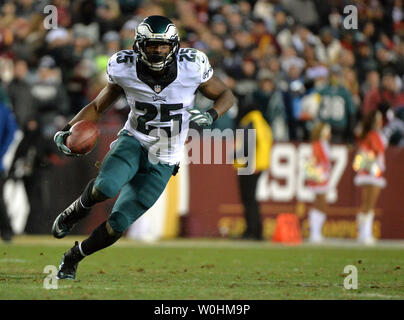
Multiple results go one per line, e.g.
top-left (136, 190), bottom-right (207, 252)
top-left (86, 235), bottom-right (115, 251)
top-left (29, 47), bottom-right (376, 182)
top-left (1, 0), bottom-right (404, 244)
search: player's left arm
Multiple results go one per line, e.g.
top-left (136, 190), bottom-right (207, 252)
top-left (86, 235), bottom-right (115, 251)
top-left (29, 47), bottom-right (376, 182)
top-left (197, 76), bottom-right (235, 119)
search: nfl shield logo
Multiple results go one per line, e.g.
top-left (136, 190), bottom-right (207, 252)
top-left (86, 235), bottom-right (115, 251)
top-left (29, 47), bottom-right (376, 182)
top-left (154, 85), bottom-right (161, 93)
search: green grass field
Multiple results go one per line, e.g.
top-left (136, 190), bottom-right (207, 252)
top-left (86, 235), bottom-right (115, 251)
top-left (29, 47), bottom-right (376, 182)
top-left (0, 236), bottom-right (403, 300)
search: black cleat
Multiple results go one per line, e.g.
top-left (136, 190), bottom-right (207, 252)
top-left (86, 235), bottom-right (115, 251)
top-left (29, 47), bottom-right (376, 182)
top-left (56, 241), bottom-right (84, 280)
top-left (52, 198), bottom-right (90, 239)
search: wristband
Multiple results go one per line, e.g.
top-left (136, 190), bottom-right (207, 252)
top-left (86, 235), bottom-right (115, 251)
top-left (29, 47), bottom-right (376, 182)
top-left (207, 108), bottom-right (218, 121)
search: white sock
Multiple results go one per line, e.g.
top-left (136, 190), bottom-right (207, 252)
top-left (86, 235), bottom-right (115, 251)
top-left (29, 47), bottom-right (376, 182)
top-left (309, 208), bottom-right (326, 240)
top-left (356, 212), bottom-right (365, 241)
top-left (363, 211), bottom-right (375, 240)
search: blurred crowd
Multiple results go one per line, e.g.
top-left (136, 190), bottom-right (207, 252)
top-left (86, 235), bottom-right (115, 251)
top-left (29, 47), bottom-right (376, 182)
top-left (0, 0), bottom-right (404, 153)
top-left (1, 0), bottom-right (404, 145)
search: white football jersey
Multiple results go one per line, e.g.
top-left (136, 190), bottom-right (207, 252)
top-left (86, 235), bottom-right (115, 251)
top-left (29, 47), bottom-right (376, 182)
top-left (106, 48), bottom-right (213, 165)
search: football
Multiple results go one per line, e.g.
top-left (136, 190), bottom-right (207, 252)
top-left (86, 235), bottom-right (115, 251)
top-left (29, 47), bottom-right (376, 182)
top-left (66, 120), bottom-right (100, 155)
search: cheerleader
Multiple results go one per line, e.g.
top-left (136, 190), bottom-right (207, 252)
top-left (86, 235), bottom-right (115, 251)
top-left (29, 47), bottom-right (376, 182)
top-left (306, 122), bottom-right (332, 243)
top-left (353, 110), bottom-right (386, 244)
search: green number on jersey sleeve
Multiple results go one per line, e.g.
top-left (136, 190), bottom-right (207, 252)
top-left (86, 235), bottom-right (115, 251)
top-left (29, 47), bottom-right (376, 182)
top-left (116, 50), bottom-right (134, 64)
top-left (178, 48), bottom-right (197, 62)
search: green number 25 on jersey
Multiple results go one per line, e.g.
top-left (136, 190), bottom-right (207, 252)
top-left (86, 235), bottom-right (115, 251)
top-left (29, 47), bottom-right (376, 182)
top-left (136, 101), bottom-right (183, 138)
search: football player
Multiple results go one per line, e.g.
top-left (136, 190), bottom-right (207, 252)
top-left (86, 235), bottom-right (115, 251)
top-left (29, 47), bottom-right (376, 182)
top-left (52, 16), bottom-right (235, 279)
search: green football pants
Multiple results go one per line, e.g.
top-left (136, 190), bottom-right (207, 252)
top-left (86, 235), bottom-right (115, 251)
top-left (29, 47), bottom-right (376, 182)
top-left (94, 130), bottom-right (175, 233)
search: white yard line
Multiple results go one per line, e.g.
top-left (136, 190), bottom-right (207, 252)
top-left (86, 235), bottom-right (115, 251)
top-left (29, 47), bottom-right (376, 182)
top-left (0, 258), bottom-right (28, 263)
top-left (348, 293), bottom-right (404, 299)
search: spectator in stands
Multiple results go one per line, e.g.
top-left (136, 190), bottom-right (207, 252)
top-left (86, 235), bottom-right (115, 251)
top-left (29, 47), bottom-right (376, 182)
top-left (317, 65), bottom-right (356, 143)
top-left (264, 56), bottom-right (283, 84)
top-left (6, 59), bottom-right (35, 128)
top-left (96, 0), bottom-right (122, 35)
top-left (230, 57), bottom-right (259, 117)
top-left (45, 28), bottom-right (76, 82)
top-left (361, 69), bottom-right (380, 98)
top-left (375, 46), bottom-right (397, 76)
top-left (363, 69), bottom-right (404, 117)
top-left (10, 17), bottom-right (36, 63)
top-left (342, 67), bottom-right (361, 109)
top-left (15, 0), bottom-right (38, 18)
top-left (0, 1), bottom-right (17, 28)
top-left (66, 59), bottom-right (95, 115)
top-left (302, 43), bottom-right (319, 69)
top-left (283, 75), bottom-right (314, 141)
top-left (53, 0), bottom-right (73, 28)
top-left (338, 49), bottom-right (356, 70)
top-left (394, 38), bottom-right (404, 77)
top-left (251, 17), bottom-right (280, 59)
top-left (355, 41), bottom-right (378, 84)
top-left (282, 0), bottom-right (320, 33)
top-left (72, 26), bottom-right (97, 61)
top-left (340, 30), bottom-right (355, 52)
top-left (280, 46), bottom-right (306, 76)
top-left (273, 7), bottom-right (293, 49)
top-left (316, 27), bottom-right (342, 65)
top-left (120, 19), bottom-right (138, 50)
top-left (102, 30), bottom-right (121, 56)
top-left (30, 55), bottom-right (70, 139)
top-left (243, 69), bottom-right (288, 141)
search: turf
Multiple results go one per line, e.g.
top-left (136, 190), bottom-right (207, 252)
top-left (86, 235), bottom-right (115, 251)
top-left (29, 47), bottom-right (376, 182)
top-left (0, 236), bottom-right (403, 300)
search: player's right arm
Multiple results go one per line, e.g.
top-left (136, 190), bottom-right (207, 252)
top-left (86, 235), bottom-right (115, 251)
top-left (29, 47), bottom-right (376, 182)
top-left (55, 52), bottom-right (126, 156)
top-left (54, 82), bottom-right (124, 156)
top-left (67, 82), bottom-right (124, 126)
top-left (70, 51), bottom-right (128, 126)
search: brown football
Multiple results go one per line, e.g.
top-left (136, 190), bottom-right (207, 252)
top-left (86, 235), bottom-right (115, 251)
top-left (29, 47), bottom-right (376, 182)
top-left (66, 120), bottom-right (100, 155)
